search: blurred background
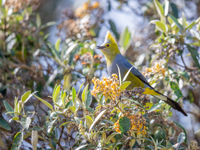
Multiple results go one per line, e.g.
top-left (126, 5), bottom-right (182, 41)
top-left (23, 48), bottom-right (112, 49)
top-left (0, 0), bottom-right (200, 149)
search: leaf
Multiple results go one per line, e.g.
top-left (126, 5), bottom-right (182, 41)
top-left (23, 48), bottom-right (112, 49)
top-left (85, 115), bottom-right (93, 128)
top-left (153, 0), bottom-right (165, 22)
top-left (22, 117), bottom-right (31, 130)
top-left (170, 81), bottom-right (183, 99)
top-left (31, 130), bottom-right (38, 150)
top-left (89, 109), bottom-right (106, 132)
top-left (106, 132), bottom-right (118, 144)
top-left (52, 85), bottom-right (60, 104)
top-left (47, 119), bottom-right (57, 133)
top-left (187, 45), bottom-right (200, 68)
top-left (170, 2), bottom-right (179, 18)
top-left (151, 20), bottom-right (167, 33)
top-left (169, 14), bottom-right (183, 31)
top-left (21, 91), bottom-right (37, 104)
top-left (119, 117), bottom-right (131, 134)
top-left (75, 144), bottom-right (88, 150)
top-left (41, 21), bottom-right (56, 29)
top-left (61, 91), bottom-right (66, 106)
top-left (164, 0), bottom-right (169, 16)
top-left (65, 100), bottom-right (72, 108)
top-left (36, 14), bottom-right (41, 27)
top-left (177, 132), bottom-right (186, 144)
top-left (120, 81), bottom-right (131, 91)
top-left (0, 117), bottom-right (11, 131)
top-left (21, 91), bottom-right (31, 103)
top-left (3, 100), bottom-right (14, 114)
top-left (81, 84), bottom-right (88, 103)
top-left (69, 106), bottom-right (76, 113)
top-left (11, 132), bottom-right (23, 150)
top-left (108, 19), bottom-right (119, 40)
top-left (63, 74), bottom-right (71, 90)
top-left (174, 121), bottom-right (187, 142)
top-left (119, 27), bottom-right (132, 52)
top-left (72, 87), bottom-right (76, 104)
top-left (59, 121), bottom-right (72, 127)
top-left (34, 95), bottom-right (54, 111)
top-left (117, 65), bottom-right (122, 85)
top-left (86, 90), bottom-right (92, 109)
top-left (55, 38), bottom-right (61, 51)
top-left (123, 66), bottom-right (133, 82)
top-left (186, 21), bottom-right (196, 30)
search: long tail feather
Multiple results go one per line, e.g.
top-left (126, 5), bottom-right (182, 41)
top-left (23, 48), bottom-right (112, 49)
top-left (153, 90), bottom-right (187, 116)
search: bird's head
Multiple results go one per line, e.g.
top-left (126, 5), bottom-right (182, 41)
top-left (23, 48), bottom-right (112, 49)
top-left (97, 31), bottom-right (120, 58)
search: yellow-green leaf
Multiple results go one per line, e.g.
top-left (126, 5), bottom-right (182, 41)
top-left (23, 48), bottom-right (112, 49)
top-left (34, 95), bottom-right (54, 111)
top-left (81, 84), bottom-right (88, 103)
top-left (53, 85), bottom-right (60, 104)
top-left (151, 20), bottom-right (167, 33)
top-left (85, 115), bottom-right (93, 128)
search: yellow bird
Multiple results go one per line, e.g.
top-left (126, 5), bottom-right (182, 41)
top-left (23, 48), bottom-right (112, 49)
top-left (97, 31), bottom-right (187, 116)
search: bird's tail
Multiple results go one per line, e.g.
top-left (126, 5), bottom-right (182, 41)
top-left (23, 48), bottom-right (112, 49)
top-left (153, 90), bottom-right (187, 116)
top-left (143, 87), bottom-right (187, 116)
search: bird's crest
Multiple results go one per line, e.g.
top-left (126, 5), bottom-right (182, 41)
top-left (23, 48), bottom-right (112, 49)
top-left (105, 31), bottom-right (117, 45)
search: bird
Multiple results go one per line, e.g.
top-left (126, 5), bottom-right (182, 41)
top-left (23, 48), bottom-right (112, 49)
top-left (97, 31), bottom-right (187, 116)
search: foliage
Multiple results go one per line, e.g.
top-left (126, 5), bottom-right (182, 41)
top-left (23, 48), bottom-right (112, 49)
top-left (0, 0), bottom-right (200, 149)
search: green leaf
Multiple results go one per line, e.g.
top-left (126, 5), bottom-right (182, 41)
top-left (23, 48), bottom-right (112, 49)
top-left (187, 45), bottom-right (200, 68)
top-left (174, 121), bottom-right (187, 142)
top-left (65, 100), bottom-right (72, 108)
top-left (119, 27), bottom-right (132, 52)
top-left (3, 100), bottom-right (14, 114)
top-left (89, 109), bottom-right (106, 132)
top-left (106, 132), bottom-right (119, 144)
top-left (36, 14), bottom-right (41, 28)
top-left (120, 81), bottom-right (131, 91)
top-left (86, 90), bottom-right (92, 109)
top-left (11, 132), bottom-right (23, 150)
top-left (21, 91), bottom-right (37, 104)
top-left (61, 91), bottom-right (66, 106)
top-left (41, 21), bottom-right (56, 29)
top-left (81, 84), bottom-right (88, 103)
top-left (108, 19), bottom-right (119, 40)
top-left (85, 115), bottom-right (93, 128)
top-left (177, 132), bottom-right (186, 144)
top-left (52, 85), bottom-right (60, 104)
top-left (21, 91), bottom-right (31, 103)
top-left (170, 81), bottom-right (183, 99)
top-left (0, 117), bottom-right (11, 131)
top-left (47, 119), bottom-right (57, 133)
top-left (69, 106), bottom-right (76, 113)
top-left (34, 95), bottom-right (54, 111)
top-left (170, 2), bottom-right (179, 18)
top-left (169, 14), bottom-right (183, 31)
top-left (72, 87), bottom-right (76, 104)
top-left (154, 0), bottom-right (165, 22)
top-left (151, 20), bottom-right (167, 33)
top-left (55, 38), bottom-right (61, 51)
top-left (119, 117), bottom-right (131, 134)
top-left (21, 117), bottom-right (31, 130)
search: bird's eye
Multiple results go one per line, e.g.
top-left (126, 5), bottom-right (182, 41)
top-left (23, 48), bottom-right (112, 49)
top-left (106, 44), bottom-right (110, 47)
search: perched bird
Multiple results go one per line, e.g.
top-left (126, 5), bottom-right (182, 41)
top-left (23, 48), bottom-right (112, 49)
top-left (97, 31), bottom-right (187, 116)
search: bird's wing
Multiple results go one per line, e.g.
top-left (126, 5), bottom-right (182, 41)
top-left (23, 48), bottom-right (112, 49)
top-left (122, 58), bottom-right (152, 88)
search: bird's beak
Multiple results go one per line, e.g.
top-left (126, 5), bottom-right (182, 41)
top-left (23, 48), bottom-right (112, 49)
top-left (97, 45), bottom-right (106, 49)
